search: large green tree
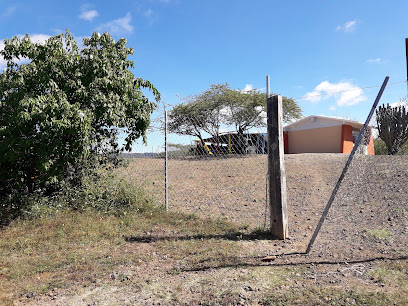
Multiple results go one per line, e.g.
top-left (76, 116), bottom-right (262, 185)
top-left (0, 30), bottom-right (160, 209)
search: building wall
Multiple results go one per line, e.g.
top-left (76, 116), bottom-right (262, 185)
top-left (341, 124), bottom-right (354, 153)
top-left (367, 130), bottom-right (375, 155)
top-left (288, 126), bottom-right (342, 153)
top-left (283, 131), bottom-right (289, 154)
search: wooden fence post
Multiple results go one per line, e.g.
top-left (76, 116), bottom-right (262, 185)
top-left (267, 95), bottom-right (288, 239)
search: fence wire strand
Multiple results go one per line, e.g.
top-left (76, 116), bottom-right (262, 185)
top-left (123, 83), bottom-right (407, 261)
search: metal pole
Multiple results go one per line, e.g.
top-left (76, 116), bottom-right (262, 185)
top-left (165, 110), bottom-right (168, 211)
top-left (305, 76), bottom-right (389, 254)
top-left (405, 38), bottom-right (408, 95)
top-left (266, 75), bottom-right (270, 98)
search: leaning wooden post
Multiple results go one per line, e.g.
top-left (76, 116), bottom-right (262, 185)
top-left (267, 95), bottom-right (288, 239)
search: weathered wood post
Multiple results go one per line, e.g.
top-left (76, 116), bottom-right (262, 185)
top-left (267, 94), bottom-right (288, 239)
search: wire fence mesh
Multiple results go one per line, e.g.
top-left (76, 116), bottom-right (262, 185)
top-left (304, 81), bottom-right (408, 260)
top-left (123, 85), bottom-right (408, 259)
top-left (125, 105), bottom-right (271, 230)
top-left (311, 114), bottom-right (408, 260)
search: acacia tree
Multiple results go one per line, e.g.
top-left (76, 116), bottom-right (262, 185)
top-left (376, 103), bottom-right (408, 155)
top-left (196, 84), bottom-right (227, 146)
top-left (280, 95), bottom-right (303, 123)
top-left (167, 102), bottom-right (208, 148)
top-left (0, 30), bottom-right (160, 212)
top-left (222, 87), bottom-right (302, 153)
top-left (168, 84), bottom-right (227, 153)
top-left (169, 83), bottom-right (302, 154)
top-left (221, 87), bottom-right (265, 153)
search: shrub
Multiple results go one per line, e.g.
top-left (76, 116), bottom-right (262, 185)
top-left (0, 30), bottom-right (160, 220)
top-left (19, 171), bottom-right (156, 222)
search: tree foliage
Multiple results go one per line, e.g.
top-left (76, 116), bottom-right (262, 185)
top-left (376, 103), bottom-right (408, 155)
top-left (168, 83), bottom-right (302, 151)
top-left (167, 101), bottom-right (208, 145)
top-left (168, 84), bottom-right (228, 144)
top-left (0, 30), bottom-right (160, 215)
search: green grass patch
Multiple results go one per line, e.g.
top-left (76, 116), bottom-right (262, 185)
top-left (369, 260), bottom-right (408, 290)
top-left (363, 228), bottom-right (392, 240)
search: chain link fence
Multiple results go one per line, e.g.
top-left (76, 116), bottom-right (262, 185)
top-left (305, 80), bottom-right (408, 259)
top-left (122, 88), bottom-right (408, 259)
top-left (122, 106), bottom-right (270, 230)
top-left (310, 111), bottom-right (408, 260)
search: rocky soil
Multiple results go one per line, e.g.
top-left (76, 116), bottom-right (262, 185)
top-left (15, 153), bottom-right (408, 305)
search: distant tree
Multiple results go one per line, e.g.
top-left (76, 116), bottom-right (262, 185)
top-left (223, 88), bottom-right (265, 133)
top-left (222, 87), bottom-right (302, 153)
top-left (221, 87), bottom-right (265, 153)
top-left (376, 102), bottom-right (408, 155)
top-left (196, 84), bottom-right (227, 143)
top-left (0, 30), bottom-right (160, 216)
top-left (167, 101), bottom-right (208, 147)
top-left (223, 87), bottom-right (302, 131)
top-left (168, 84), bottom-right (227, 153)
top-left (280, 95), bottom-right (303, 123)
top-left (169, 83), bottom-right (303, 154)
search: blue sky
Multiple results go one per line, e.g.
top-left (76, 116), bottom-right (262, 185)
top-left (1, 0), bottom-right (408, 151)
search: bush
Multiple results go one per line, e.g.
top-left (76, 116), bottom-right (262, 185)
top-left (6, 170), bottom-right (157, 224)
top-left (0, 30), bottom-right (160, 220)
top-left (374, 138), bottom-right (388, 155)
top-left (374, 138), bottom-right (408, 155)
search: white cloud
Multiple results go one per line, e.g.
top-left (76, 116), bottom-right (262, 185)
top-left (29, 34), bottom-right (51, 43)
top-left (336, 20), bottom-right (357, 33)
top-left (390, 101), bottom-right (408, 108)
top-left (79, 9), bottom-right (99, 21)
top-left (303, 90), bottom-right (321, 103)
top-left (366, 58), bottom-right (382, 64)
top-left (329, 105), bottom-right (337, 111)
top-left (97, 13), bottom-right (133, 36)
top-left (2, 6), bottom-right (16, 17)
top-left (241, 84), bottom-right (254, 93)
top-left (0, 34), bottom-right (50, 69)
top-left (304, 80), bottom-right (366, 106)
top-left (144, 9), bottom-right (154, 17)
top-left (79, 4), bottom-right (99, 21)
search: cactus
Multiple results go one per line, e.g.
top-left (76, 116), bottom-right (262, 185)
top-left (376, 103), bottom-right (408, 155)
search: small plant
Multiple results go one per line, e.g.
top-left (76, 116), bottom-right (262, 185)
top-left (369, 261), bottom-right (408, 289)
top-left (364, 228), bottom-right (391, 240)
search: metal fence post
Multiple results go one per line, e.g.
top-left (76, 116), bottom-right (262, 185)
top-left (165, 110), bottom-right (168, 211)
top-left (267, 94), bottom-right (288, 239)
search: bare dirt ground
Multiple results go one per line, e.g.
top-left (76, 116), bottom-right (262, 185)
top-left (120, 153), bottom-right (407, 259)
top-left (14, 153), bottom-right (408, 305)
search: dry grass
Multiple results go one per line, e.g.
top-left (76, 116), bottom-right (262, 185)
top-left (2, 154), bottom-right (408, 305)
top-left (0, 208), bottom-right (244, 305)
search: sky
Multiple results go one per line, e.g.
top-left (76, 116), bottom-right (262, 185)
top-left (1, 0), bottom-right (408, 152)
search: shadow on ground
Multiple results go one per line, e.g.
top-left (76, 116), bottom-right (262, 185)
top-left (176, 255), bottom-right (408, 273)
top-left (124, 230), bottom-right (278, 243)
